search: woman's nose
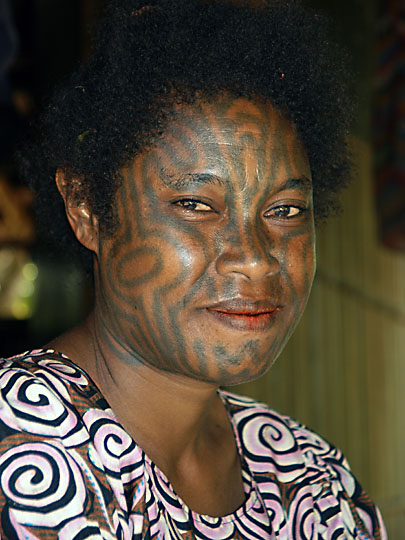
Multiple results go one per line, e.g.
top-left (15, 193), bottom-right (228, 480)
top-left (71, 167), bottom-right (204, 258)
top-left (215, 229), bottom-right (280, 282)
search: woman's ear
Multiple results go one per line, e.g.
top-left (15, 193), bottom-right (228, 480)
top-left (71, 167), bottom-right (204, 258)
top-left (55, 169), bottom-right (99, 254)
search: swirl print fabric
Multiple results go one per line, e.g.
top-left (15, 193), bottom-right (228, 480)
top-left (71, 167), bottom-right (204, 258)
top-left (0, 350), bottom-right (386, 539)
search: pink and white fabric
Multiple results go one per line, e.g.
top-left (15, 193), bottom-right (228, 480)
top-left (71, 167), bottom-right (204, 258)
top-left (0, 350), bottom-right (386, 539)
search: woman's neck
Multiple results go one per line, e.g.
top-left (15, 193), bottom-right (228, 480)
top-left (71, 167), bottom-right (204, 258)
top-left (49, 312), bottom-right (246, 516)
top-left (48, 312), bottom-right (235, 479)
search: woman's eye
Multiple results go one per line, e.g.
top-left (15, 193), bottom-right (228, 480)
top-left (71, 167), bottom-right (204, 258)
top-left (174, 199), bottom-right (213, 212)
top-left (265, 205), bottom-right (306, 219)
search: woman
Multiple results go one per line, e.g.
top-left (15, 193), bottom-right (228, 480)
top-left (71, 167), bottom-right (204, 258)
top-left (0, 0), bottom-right (386, 538)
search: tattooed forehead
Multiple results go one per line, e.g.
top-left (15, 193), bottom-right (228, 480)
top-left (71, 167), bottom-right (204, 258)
top-left (142, 96), bottom-right (310, 191)
top-left (163, 98), bottom-right (285, 142)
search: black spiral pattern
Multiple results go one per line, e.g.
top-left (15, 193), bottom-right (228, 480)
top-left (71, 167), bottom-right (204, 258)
top-left (84, 408), bottom-right (139, 479)
top-left (0, 369), bottom-right (89, 447)
top-left (0, 442), bottom-right (87, 529)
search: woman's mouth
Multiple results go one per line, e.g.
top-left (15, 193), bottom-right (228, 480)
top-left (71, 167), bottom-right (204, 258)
top-left (205, 300), bottom-right (282, 331)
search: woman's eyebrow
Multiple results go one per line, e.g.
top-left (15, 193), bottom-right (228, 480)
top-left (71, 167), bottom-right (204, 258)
top-left (276, 176), bottom-right (312, 192)
top-left (159, 171), bottom-right (227, 190)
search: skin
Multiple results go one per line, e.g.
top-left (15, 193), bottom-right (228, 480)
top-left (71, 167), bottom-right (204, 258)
top-left (53, 95), bottom-right (316, 516)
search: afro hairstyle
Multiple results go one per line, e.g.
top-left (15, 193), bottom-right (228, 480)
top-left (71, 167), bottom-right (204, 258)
top-left (20, 0), bottom-right (354, 270)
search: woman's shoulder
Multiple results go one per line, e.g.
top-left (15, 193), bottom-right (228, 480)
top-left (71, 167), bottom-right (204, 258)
top-left (220, 388), bottom-right (328, 440)
top-left (1, 348), bottom-right (88, 378)
top-left (221, 390), bottom-right (387, 539)
top-left (0, 348), bottom-right (106, 436)
top-left (220, 389), bottom-right (351, 474)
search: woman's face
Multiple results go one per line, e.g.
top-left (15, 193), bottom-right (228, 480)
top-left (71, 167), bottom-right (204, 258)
top-left (95, 96), bottom-right (316, 385)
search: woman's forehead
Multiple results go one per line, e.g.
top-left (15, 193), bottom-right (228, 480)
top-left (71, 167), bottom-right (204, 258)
top-left (164, 96), bottom-right (294, 137)
top-left (124, 96), bottom-right (311, 195)
top-left (139, 95), bottom-right (303, 157)
top-left (135, 95), bottom-right (310, 179)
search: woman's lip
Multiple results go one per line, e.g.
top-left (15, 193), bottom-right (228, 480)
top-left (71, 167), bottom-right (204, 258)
top-left (206, 306), bottom-right (282, 331)
top-left (206, 298), bottom-right (281, 312)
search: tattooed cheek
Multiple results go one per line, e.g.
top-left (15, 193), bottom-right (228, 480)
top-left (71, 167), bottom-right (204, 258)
top-left (116, 247), bottom-right (164, 289)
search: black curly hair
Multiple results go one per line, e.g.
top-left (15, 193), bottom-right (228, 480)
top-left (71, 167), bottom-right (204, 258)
top-left (20, 0), bottom-right (354, 270)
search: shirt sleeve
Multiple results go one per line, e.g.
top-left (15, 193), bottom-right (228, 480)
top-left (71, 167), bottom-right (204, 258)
top-left (0, 361), bottom-right (122, 539)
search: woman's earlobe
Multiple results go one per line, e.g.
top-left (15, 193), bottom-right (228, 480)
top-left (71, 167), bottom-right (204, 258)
top-left (55, 169), bottom-right (99, 253)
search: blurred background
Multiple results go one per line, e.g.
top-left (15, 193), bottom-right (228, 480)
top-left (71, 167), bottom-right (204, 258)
top-left (0, 0), bottom-right (404, 537)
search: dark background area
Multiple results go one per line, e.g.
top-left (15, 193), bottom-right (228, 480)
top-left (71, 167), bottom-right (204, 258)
top-left (0, 0), bottom-right (102, 356)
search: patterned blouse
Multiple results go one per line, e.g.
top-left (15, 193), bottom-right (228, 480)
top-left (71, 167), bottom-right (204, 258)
top-left (0, 350), bottom-right (386, 540)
